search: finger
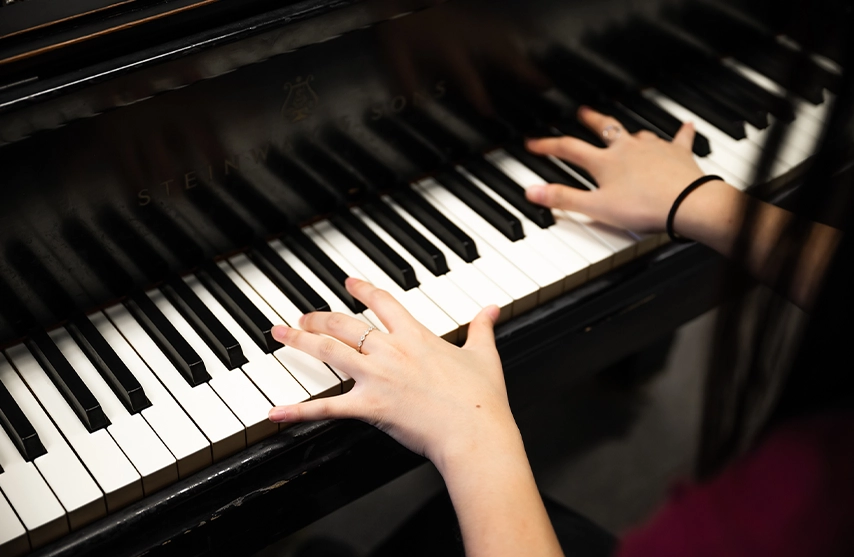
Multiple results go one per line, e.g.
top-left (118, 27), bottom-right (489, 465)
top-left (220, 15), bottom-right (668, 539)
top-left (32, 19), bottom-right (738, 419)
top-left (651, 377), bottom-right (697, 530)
top-left (525, 183), bottom-right (595, 213)
top-left (672, 121), bottom-right (696, 151)
top-left (272, 325), bottom-right (364, 374)
top-left (268, 395), bottom-right (359, 424)
top-left (525, 136), bottom-right (603, 170)
top-left (300, 311), bottom-right (384, 353)
top-left (345, 278), bottom-right (420, 334)
top-left (577, 105), bottom-right (624, 139)
top-left (463, 305), bottom-right (500, 352)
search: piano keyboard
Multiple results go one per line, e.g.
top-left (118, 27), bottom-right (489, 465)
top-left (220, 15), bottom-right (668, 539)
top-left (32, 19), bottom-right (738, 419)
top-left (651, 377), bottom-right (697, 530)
top-left (0, 20), bottom-right (839, 556)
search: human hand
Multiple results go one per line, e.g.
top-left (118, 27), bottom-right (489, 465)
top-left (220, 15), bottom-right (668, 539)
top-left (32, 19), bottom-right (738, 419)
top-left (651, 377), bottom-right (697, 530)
top-left (267, 278), bottom-right (516, 469)
top-left (525, 106), bottom-right (706, 233)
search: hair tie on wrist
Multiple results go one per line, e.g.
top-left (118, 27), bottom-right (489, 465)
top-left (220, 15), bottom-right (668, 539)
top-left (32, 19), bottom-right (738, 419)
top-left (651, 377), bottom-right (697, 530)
top-left (666, 175), bottom-right (723, 243)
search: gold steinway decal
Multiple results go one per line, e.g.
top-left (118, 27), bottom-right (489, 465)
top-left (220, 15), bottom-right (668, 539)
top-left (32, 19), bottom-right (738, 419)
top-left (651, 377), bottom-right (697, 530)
top-left (281, 75), bottom-right (319, 123)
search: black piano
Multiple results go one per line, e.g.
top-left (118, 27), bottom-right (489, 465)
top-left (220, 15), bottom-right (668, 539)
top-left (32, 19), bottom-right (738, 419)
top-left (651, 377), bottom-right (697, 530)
top-left (0, 0), bottom-right (848, 555)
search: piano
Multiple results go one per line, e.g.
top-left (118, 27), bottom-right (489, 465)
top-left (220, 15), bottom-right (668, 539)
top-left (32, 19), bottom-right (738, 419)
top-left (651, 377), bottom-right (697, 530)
top-left (0, 0), bottom-right (848, 554)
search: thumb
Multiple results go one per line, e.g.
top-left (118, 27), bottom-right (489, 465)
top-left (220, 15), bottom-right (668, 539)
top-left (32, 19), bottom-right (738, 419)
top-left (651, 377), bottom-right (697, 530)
top-left (268, 394), bottom-right (356, 424)
top-left (463, 305), bottom-right (500, 351)
top-left (526, 183), bottom-right (592, 213)
top-left (673, 121), bottom-right (695, 151)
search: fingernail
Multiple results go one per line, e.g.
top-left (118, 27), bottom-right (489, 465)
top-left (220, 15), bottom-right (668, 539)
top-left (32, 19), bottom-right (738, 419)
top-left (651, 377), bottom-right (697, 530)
top-left (268, 407), bottom-right (289, 423)
top-left (527, 185), bottom-right (545, 203)
top-left (345, 277), bottom-right (360, 288)
top-left (271, 324), bottom-right (289, 342)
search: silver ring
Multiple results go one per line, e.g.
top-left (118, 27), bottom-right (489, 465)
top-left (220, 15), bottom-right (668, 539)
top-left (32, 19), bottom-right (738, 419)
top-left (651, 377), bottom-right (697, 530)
top-left (357, 326), bottom-right (375, 354)
top-left (601, 124), bottom-right (623, 144)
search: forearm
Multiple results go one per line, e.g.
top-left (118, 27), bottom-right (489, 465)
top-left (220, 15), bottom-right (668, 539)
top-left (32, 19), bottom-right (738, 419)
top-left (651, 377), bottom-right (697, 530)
top-left (435, 425), bottom-right (563, 557)
top-left (674, 180), bottom-right (841, 309)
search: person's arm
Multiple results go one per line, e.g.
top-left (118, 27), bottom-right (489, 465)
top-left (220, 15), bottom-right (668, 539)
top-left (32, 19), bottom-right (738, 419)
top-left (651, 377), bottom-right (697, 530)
top-left (268, 278), bottom-right (563, 557)
top-left (525, 107), bottom-right (841, 310)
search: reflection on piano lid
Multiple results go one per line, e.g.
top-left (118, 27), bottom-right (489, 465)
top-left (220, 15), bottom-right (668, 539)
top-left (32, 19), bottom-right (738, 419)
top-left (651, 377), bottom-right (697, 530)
top-left (0, 0), bottom-right (848, 555)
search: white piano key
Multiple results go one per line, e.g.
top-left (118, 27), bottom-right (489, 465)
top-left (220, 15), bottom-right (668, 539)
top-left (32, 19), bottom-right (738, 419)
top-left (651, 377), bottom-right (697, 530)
top-left (90, 312), bottom-right (211, 478)
top-left (538, 156), bottom-right (641, 265)
top-left (0, 405), bottom-right (68, 549)
top-left (456, 166), bottom-right (591, 291)
top-left (352, 206), bottom-right (483, 334)
top-left (484, 149), bottom-right (618, 277)
top-left (0, 355), bottom-right (105, 530)
top-left (312, 218), bottom-right (461, 342)
top-left (50, 328), bottom-right (178, 495)
top-left (147, 289), bottom-right (277, 446)
top-left (722, 58), bottom-right (830, 133)
top-left (227, 254), bottom-right (342, 399)
top-left (183, 274), bottom-right (312, 407)
top-left (0, 490), bottom-right (28, 557)
top-left (105, 305), bottom-right (244, 462)
top-left (6, 344), bottom-right (142, 512)
top-left (382, 194), bottom-right (515, 322)
top-left (645, 90), bottom-right (766, 180)
top-left (407, 180), bottom-right (540, 315)
top-left (299, 228), bottom-right (387, 332)
top-left (269, 240), bottom-right (376, 327)
top-left (415, 178), bottom-right (566, 303)
top-left (270, 239), bottom-right (379, 391)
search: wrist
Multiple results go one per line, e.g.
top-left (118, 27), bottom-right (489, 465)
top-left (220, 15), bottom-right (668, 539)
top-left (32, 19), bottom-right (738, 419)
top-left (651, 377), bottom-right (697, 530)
top-left (672, 179), bottom-right (745, 252)
top-left (432, 414), bottom-right (527, 479)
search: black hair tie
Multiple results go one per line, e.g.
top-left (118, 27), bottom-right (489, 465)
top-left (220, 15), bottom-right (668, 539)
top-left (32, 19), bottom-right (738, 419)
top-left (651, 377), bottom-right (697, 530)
top-left (666, 175), bottom-right (723, 243)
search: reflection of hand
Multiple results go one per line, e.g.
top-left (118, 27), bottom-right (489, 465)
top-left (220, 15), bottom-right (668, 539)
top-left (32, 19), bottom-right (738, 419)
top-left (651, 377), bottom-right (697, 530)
top-left (267, 278), bottom-right (514, 468)
top-left (378, 2), bottom-right (547, 115)
top-left (525, 106), bottom-right (707, 233)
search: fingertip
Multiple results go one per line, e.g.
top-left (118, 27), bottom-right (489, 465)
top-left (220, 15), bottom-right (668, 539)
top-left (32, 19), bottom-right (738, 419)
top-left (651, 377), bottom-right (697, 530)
top-left (526, 185), bottom-right (546, 204)
top-left (485, 304), bottom-right (501, 323)
top-left (345, 277), bottom-right (361, 290)
top-left (268, 406), bottom-right (291, 423)
top-left (271, 324), bottom-right (289, 342)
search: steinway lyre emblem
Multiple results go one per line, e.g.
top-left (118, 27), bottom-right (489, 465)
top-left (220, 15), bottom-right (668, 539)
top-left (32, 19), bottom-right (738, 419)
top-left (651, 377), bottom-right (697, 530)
top-left (281, 75), bottom-right (319, 122)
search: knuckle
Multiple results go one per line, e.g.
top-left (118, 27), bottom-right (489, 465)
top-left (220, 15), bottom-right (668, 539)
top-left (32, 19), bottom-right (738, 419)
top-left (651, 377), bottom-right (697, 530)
top-left (327, 312), bottom-right (347, 333)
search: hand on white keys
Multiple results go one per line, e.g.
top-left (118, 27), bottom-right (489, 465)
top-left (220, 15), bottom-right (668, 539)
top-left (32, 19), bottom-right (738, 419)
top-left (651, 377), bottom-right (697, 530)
top-left (266, 277), bottom-right (515, 466)
top-left (524, 105), bottom-right (723, 235)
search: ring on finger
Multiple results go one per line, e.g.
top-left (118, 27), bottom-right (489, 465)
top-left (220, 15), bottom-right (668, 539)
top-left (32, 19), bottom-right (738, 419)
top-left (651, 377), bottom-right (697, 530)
top-left (357, 326), bottom-right (376, 354)
top-left (601, 123), bottom-right (623, 144)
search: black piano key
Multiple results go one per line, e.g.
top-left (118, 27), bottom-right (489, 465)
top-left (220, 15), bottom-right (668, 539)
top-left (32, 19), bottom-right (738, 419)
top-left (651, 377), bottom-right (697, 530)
top-left (438, 92), bottom-right (518, 144)
top-left (389, 188), bottom-right (479, 262)
top-left (197, 261), bottom-right (280, 354)
top-left (322, 128), bottom-right (401, 189)
top-left (670, 4), bottom-right (828, 103)
top-left (26, 330), bottom-right (109, 433)
top-left (282, 229), bottom-right (367, 314)
top-left (362, 197), bottom-right (449, 276)
top-left (464, 158), bottom-right (555, 229)
top-left (0, 379), bottom-right (47, 461)
top-left (161, 278), bottom-right (248, 370)
top-left (398, 109), bottom-right (472, 160)
top-left (248, 243), bottom-right (331, 314)
top-left (125, 292), bottom-right (211, 387)
top-left (295, 141), bottom-right (371, 203)
top-left (330, 211), bottom-right (419, 291)
top-left (369, 116), bottom-right (447, 171)
top-left (681, 68), bottom-right (769, 129)
top-left (703, 62), bottom-right (795, 122)
top-left (67, 316), bottom-right (151, 414)
top-left (617, 94), bottom-right (712, 156)
top-left (435, 169), bottom-right (524, 241)
top-left (266, 149), bottom-right (342, 213)
top-left (502, 143), bottom-right (590, 192)
top-left (542, 46), bottom-right (713, 157)
top-left (654, 76), bottom-right (746, 140)
top-left (553, 118), bottom-right (608, 149)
